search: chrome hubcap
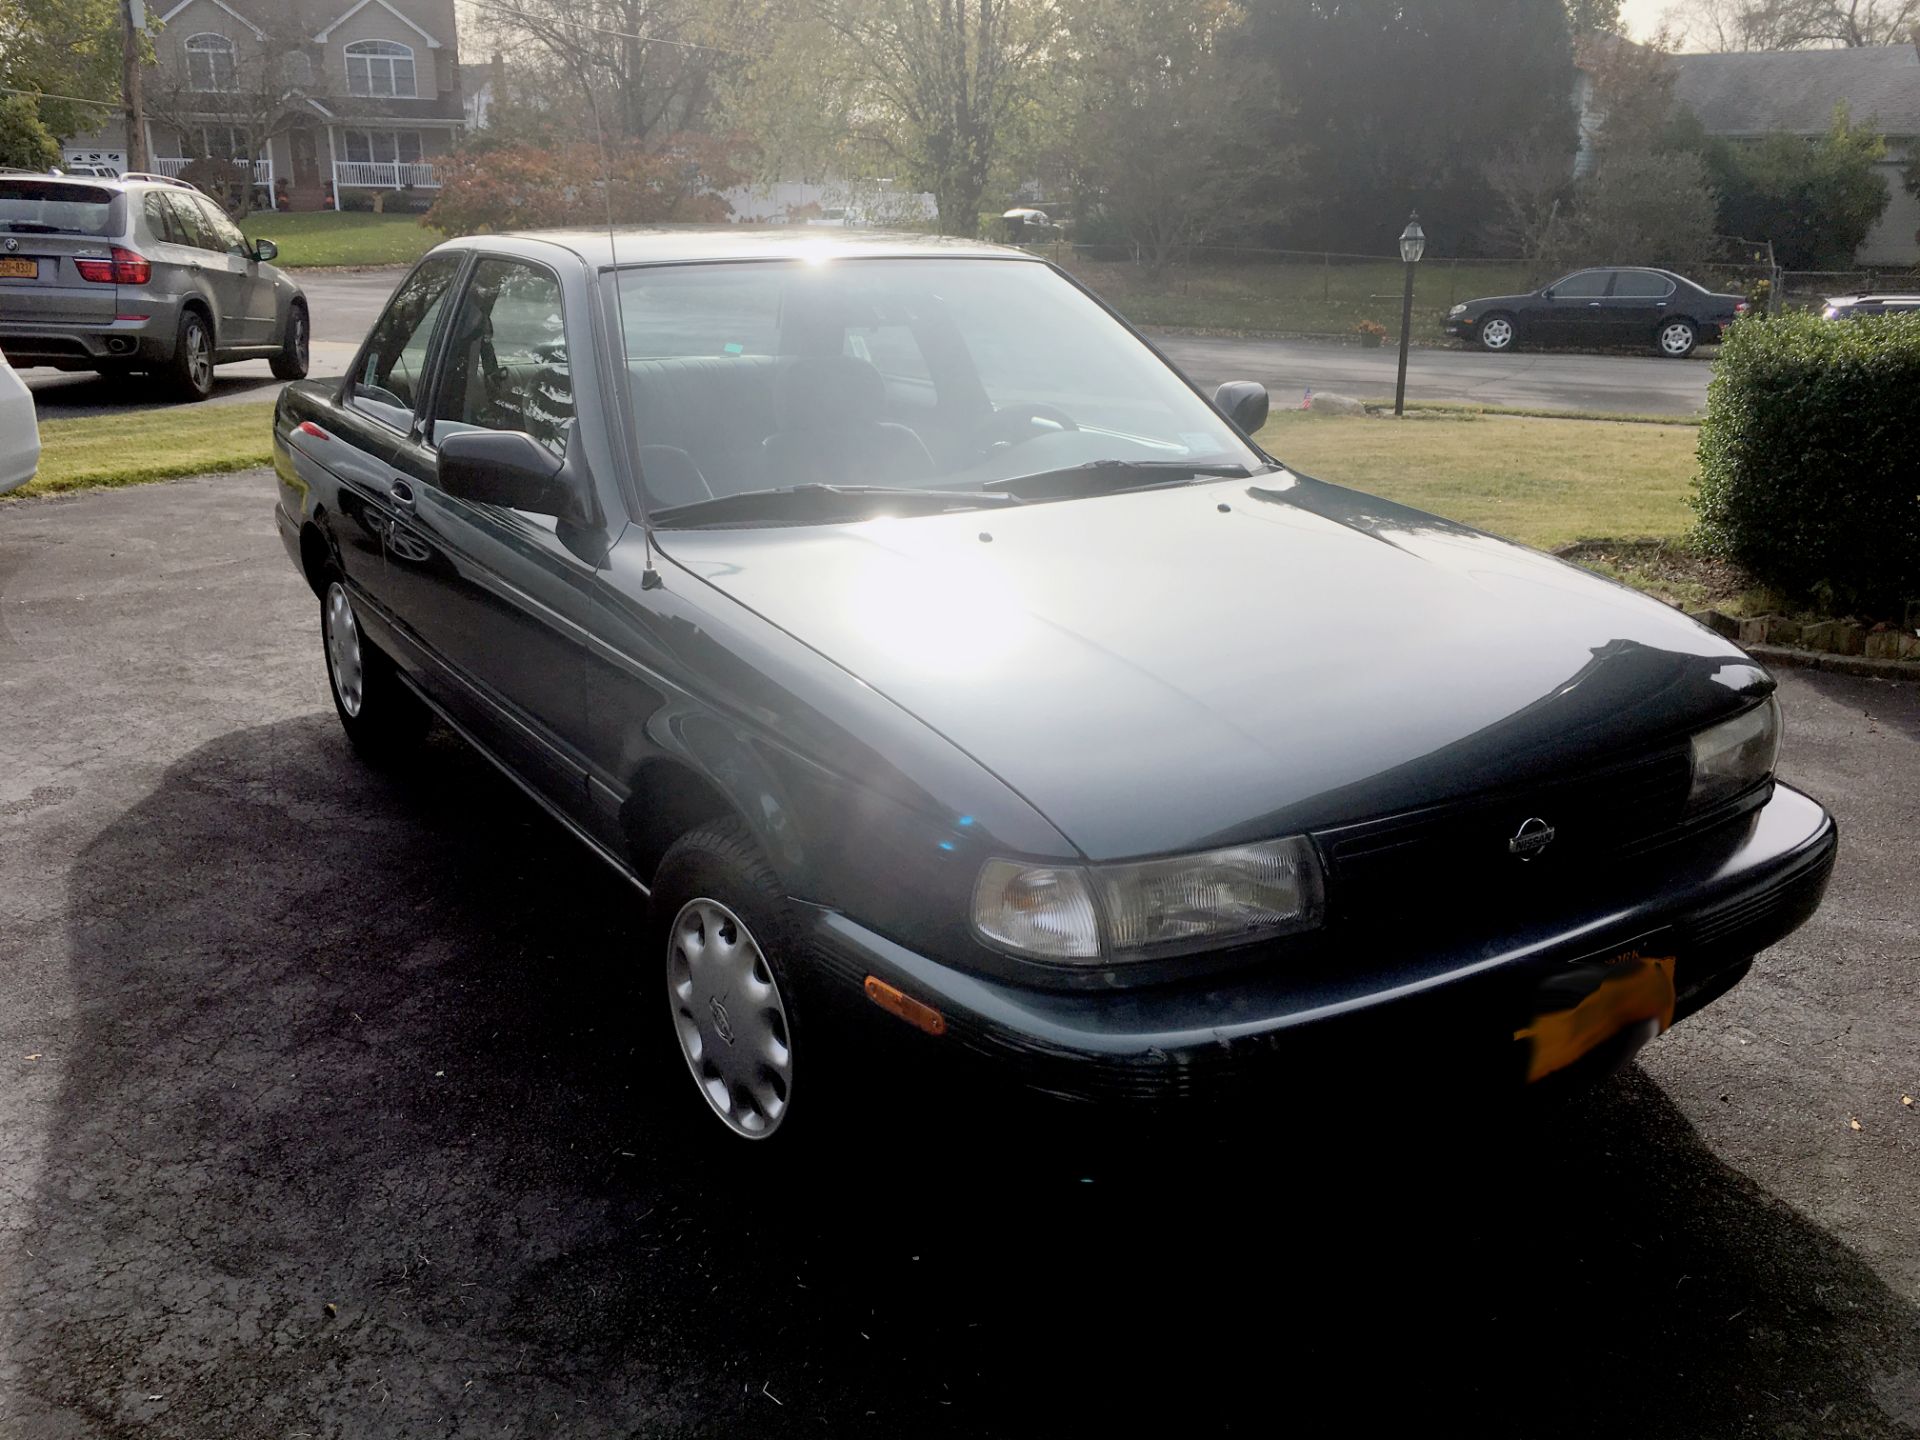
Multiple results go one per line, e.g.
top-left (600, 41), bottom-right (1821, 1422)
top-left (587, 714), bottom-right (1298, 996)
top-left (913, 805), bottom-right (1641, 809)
top-left (667, 897), bottom-right (793, 1140)
top-left (186, 323), bottom-right (212, 388)
top-left (1482, 318), bottom-right (1513, 350)
top-left (1662, 323), bottom-right (1692, 354)
top-left (324, 582), bottom-right (364, 717)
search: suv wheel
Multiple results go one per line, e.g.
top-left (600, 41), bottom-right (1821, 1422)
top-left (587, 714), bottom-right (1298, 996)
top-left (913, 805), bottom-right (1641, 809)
top-left (270, 301), bottom-right (310, 381)
top-left (654, 821), bottom-right (805, 1145)
top-left (321, 578), bottom-right (427, 759)
top-left (163, 309), bottom-right (216, 401)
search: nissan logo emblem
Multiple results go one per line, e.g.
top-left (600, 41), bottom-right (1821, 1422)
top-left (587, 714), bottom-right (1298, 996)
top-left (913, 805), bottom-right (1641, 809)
top-left (1509, 816), bottom-right (1555, 860)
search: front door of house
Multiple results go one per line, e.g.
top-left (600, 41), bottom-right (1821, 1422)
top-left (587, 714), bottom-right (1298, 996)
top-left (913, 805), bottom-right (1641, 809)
top-left (290, 127), bottom-right (319, 187)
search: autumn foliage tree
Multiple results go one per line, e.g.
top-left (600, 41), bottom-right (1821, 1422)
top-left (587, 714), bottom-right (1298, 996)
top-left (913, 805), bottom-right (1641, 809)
top-left (422, 136), bottom-right (750, 234)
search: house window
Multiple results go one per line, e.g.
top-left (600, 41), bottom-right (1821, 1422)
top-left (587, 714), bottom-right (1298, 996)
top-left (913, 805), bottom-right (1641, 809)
top-left (280, 51), bottom-right (313, 88)
top-left (196, 125), bottom-right (248, 160)
top-left (185, 33), bottom-right (237, 92)
top-left (342, 129), bottom-right (424, 165)
top-left (345, 39), bottom-right (416, 98)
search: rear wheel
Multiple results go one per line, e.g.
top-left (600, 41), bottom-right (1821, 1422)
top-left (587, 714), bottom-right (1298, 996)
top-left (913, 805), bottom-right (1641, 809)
top-left (1657, 318), bottom-right (1698, 358)
top-left (270, 301), bottom-right (309, 380)
top-left (321, 578), bottom-right (427, 759)
top-left (162, 309), bottom-right (215, 402)
top-left (1477, 314), bottom-right (1517, 352)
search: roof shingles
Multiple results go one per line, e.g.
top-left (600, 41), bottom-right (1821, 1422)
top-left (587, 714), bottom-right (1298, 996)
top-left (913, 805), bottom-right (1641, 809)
top-left (1671, 45), bottom-right (1920, 137)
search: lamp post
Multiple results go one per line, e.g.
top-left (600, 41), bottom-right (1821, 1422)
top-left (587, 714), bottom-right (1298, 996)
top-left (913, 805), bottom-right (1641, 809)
top-left (1393, 211), bottom-right (1425, 417)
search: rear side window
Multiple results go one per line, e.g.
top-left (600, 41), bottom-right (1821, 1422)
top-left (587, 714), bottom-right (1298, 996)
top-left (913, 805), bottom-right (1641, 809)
top-left (352, 253), bottom-right (463, 430)
top-left (0, 181), bottom-right (116, 236)
top-left (1612, 270), bottom-right (1676, 298)
top-left (143, 192), bottom-right (184, 244)
top-left (162, 191), bottom-right (220, 250)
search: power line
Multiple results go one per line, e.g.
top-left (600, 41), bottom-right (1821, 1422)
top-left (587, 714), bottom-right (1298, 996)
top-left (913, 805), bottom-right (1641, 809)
top-left (2, 85), bottom-right (124, 109)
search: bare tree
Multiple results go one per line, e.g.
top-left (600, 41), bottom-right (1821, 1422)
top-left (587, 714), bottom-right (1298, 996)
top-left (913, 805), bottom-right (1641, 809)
top-left (1482, 141), bottom-right (1575, 262)
top-left (1666, 0), bottom-right (1918, 48)
top-left (145, 20), bottom-right (310, 217)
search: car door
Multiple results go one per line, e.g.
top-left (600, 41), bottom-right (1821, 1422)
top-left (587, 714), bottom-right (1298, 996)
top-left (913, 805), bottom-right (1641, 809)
top-left (326, 251), bottom-right (466, 635)
top-left (160, 191), bottom-right (249, 353)
top-left (188, 193), bottom-right (277, 346)
top-left (1531, 269), bottom-right (1612, 345)
top-left (1600, 269), bottom-right (1676, 346)
top-left (382, 253), bottom-right (605, 813)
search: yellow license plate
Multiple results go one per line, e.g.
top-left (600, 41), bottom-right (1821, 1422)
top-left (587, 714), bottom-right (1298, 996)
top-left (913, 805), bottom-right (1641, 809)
top-left (1516, 950), bottom-right (1676, 1082)
top-left (0, 258), bottom-right (36, 279)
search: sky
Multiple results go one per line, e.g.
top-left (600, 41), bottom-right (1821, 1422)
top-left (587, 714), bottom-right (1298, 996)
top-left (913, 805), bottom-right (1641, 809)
top-left (1619, 0), bottom-right (1678, 40)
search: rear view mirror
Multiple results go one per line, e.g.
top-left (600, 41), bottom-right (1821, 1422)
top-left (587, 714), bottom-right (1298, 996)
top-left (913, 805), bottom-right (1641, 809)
top-left (252, 238), bottom-right (278, 263)
top-left (1214, 380), bottom-right (1270, 436)
top-left (437, 429), bottom-right (577, 518)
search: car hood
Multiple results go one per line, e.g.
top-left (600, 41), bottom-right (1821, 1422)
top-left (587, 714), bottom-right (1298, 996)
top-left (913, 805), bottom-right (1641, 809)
top-left (659, 474), bottom-right (1763, 861)
top-left (1457, 292), bottom-right (1535, 313)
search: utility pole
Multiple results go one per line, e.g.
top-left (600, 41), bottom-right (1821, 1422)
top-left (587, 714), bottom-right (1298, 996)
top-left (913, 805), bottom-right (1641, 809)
top-left (121, 0), bottom-right (148, 172)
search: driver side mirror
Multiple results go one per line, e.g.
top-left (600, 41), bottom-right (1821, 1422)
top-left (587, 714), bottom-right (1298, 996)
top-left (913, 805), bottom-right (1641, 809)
top-left (251, 238), bottom-right (278, 263)
top-left (1541, 286), bottom-right (1555, 299)
top-left (438, 429), bottom-right (580, 520)
top-left (1213, 381), bottom-right (1269, 436)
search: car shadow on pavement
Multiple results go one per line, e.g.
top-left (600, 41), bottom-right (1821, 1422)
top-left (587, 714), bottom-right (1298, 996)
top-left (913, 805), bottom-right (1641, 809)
top-left (25, 371), bottom-right (283, 414)
top-left (14, 715), bottom-right (1920, 1439)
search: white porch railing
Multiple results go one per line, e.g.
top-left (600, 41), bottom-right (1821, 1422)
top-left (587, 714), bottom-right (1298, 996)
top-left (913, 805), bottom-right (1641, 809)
top-left (332, 161), bottom-right (441, 190)
top-left (153, 156), bottom-right (273, 184)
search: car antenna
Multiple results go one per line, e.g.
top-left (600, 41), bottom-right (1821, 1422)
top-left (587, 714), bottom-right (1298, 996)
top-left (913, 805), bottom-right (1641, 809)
top-left (575, 63), bottom-right (664, 590)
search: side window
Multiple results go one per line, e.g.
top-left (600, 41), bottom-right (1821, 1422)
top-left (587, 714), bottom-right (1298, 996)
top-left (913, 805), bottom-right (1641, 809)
top-left (430, 258), bottom-right (573, 459)
top-left (143, 192), bottom-right (181, 245)
top-left (1613, 270), bottom-right (1675, 299)
top-left (163, 191), bottom-right (218, 250)
top-left (1554, 270), bottom-right (1612, 299)
top-left (351, 253), bottom-right (463, 431)
top-left (193, 194), bottom-right (247, 254)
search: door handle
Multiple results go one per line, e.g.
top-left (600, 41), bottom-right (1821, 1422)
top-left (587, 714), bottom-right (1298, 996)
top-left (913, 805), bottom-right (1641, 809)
top-left (390, 479), bottom-right (416, 516)
top-left (1589, 301), bottom-right (1602, 307)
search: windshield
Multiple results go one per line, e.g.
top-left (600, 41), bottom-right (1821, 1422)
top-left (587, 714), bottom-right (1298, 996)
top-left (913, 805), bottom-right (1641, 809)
top-left (0, 182), bottom-right (116, 235)
top-left (615, 257), bottom-right (1262, 521)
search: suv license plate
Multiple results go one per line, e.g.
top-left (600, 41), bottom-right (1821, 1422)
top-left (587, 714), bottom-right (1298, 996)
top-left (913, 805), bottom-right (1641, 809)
top-left (0, 258), bottom-right (36, 279)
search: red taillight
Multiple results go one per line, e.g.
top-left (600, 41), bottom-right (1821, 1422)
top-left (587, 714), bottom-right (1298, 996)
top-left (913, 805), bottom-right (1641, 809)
top-left (295, 421), bottom-right (330, 441)
top-left (1735, 301), bottom-right (1750, 315)
top-left (74, 247), bottom-right (151, 285)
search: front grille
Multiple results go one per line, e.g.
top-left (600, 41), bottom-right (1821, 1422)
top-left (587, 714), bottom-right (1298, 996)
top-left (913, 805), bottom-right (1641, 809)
top-left (1315, 744), bottom-right (1694, 921)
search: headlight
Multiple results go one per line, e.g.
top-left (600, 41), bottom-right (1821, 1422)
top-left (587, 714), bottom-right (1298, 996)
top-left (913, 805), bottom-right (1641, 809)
top-left (1448, 304), bottom-right (1467, 317)
top-left (972, 836), bottom-right (1324, 964)
top-left (1687, 696), bottom-right (1781, 815)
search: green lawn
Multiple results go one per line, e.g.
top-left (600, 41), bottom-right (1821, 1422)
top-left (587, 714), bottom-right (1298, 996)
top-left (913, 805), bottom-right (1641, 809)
top-left (251, 211), bottom-right (438, 268)
top-left (1254, 409), bottom-right (1699, 550)
top-left (1052, 254), bottom-right (1543, 341)
top-left (8, 401), bottom-right (277, 499)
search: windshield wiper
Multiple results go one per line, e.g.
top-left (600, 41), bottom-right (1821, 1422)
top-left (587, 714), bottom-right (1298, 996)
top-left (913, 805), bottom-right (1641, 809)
top-left (651, 482), bottom-right (1021, 528)
top-left (984, 459), bottom-right (1261, 499)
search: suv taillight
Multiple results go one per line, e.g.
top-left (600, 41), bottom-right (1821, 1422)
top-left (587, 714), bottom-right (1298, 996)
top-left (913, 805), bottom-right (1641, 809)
top-left (74, 247), bottom-right (152, 285)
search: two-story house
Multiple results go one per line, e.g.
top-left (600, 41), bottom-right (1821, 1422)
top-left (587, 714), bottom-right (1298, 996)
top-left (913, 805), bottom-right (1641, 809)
top-left (62, 0), bottom-right (463, 211)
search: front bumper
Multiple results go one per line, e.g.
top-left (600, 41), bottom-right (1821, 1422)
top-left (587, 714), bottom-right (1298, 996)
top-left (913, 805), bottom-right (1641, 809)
top-left (803, 784), bottom-right (1836, 1110)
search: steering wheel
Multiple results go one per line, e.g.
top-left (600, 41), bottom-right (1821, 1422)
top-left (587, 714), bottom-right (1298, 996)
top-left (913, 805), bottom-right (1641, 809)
top-left (973, 402), bottom-right (1079, 454)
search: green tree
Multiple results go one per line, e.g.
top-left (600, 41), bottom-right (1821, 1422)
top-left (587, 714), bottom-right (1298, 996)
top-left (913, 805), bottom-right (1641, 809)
top-left (1053, 0), bottom-right (1294, 269)
top-left (1707, 106), bottom-right (1890, 269)
top-left (1237, 0), bottom-right (1578, 254)
top-left (0, 0), bottom-right (126, 141)
top-left (0, 91), bottom-right (59, 169)
top-left (1565, 0), bottom-right (1623, 32)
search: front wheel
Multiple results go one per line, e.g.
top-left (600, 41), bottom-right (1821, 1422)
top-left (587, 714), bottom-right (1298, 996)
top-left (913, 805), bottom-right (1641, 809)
top-left (1657, 319), bottom-right (1698, 358)
top-left (654, 821), bottom-right (806, 1146)
top-left (1477, 314), bottom-right (1516, 352)
top-left (321, 578), bottom-right (427, 759)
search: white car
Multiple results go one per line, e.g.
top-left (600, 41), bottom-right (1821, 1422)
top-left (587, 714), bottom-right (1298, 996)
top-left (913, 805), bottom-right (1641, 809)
top-left (0, 348), bottom-right (40, 493)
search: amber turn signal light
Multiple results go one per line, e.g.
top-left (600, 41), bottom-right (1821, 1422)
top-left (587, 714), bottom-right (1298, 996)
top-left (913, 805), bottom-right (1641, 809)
top-left (864, 976), bottom-right (947, 1036)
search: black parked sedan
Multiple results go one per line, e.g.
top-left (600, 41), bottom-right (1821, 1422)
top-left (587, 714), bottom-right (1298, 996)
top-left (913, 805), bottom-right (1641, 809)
top-left (1446, 267), bottom-right (1749, 358)
top-left (273, 229), bottom-right (1834, 1145)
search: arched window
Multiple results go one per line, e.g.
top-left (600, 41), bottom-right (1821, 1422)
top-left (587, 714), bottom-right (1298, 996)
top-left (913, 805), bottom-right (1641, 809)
top-left (185, 33), bottom-right (237, 92)
top-left (344, 39), bottom-right (415, 98)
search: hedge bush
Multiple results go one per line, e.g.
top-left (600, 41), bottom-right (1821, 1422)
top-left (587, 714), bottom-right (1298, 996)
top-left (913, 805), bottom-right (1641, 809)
top-left (1692, 310), bottom-right (1920, 613)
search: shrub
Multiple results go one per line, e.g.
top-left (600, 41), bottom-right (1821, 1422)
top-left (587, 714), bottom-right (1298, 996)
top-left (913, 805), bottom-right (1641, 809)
top-left (423, 135), bottom-right (749, 235)
top-left (0, 94), bottom-right (59, 171)
top-left (1692, 310), bottom-right (1920, 613)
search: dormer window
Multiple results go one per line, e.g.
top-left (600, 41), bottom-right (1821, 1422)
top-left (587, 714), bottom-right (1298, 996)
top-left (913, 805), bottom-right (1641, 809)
top-left (345, 39), bottom-right (415, 98)
top-left (185, 33), bottom-right (238, 92)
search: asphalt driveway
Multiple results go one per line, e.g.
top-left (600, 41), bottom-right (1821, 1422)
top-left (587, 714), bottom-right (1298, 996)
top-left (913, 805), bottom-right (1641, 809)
top-left (2, 472), bottom-right (1917, 1437)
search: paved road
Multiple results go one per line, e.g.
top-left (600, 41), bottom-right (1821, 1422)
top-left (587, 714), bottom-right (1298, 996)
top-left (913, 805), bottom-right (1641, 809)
top-left (26, 267), bottom-right (1712, 419)
top-left (3, 472), bottom-right (1917, 1437)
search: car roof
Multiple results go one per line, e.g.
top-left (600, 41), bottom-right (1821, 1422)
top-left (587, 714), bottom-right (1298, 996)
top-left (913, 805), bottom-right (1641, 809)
top-left (427, 226), bottom-right (1032, 269)
top-left (0, 171), bottom-right (197, 194)
top-left (1832, 293), bottom-right (1920, 303)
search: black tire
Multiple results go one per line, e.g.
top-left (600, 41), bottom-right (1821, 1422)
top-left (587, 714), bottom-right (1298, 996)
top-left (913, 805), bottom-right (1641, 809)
top-left (1477, 313), bottom-right (1517, 352)
top-left (162, 307), bottom-right (216, 402)
top-left (651, 819), bottom-right (814, 1149)
top-left (1656, 318), bottom-right (1698, 359)
top-left (270, 300), bottom-right (310, 381)
top-left (320, 576), bottom-right (428, 760)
